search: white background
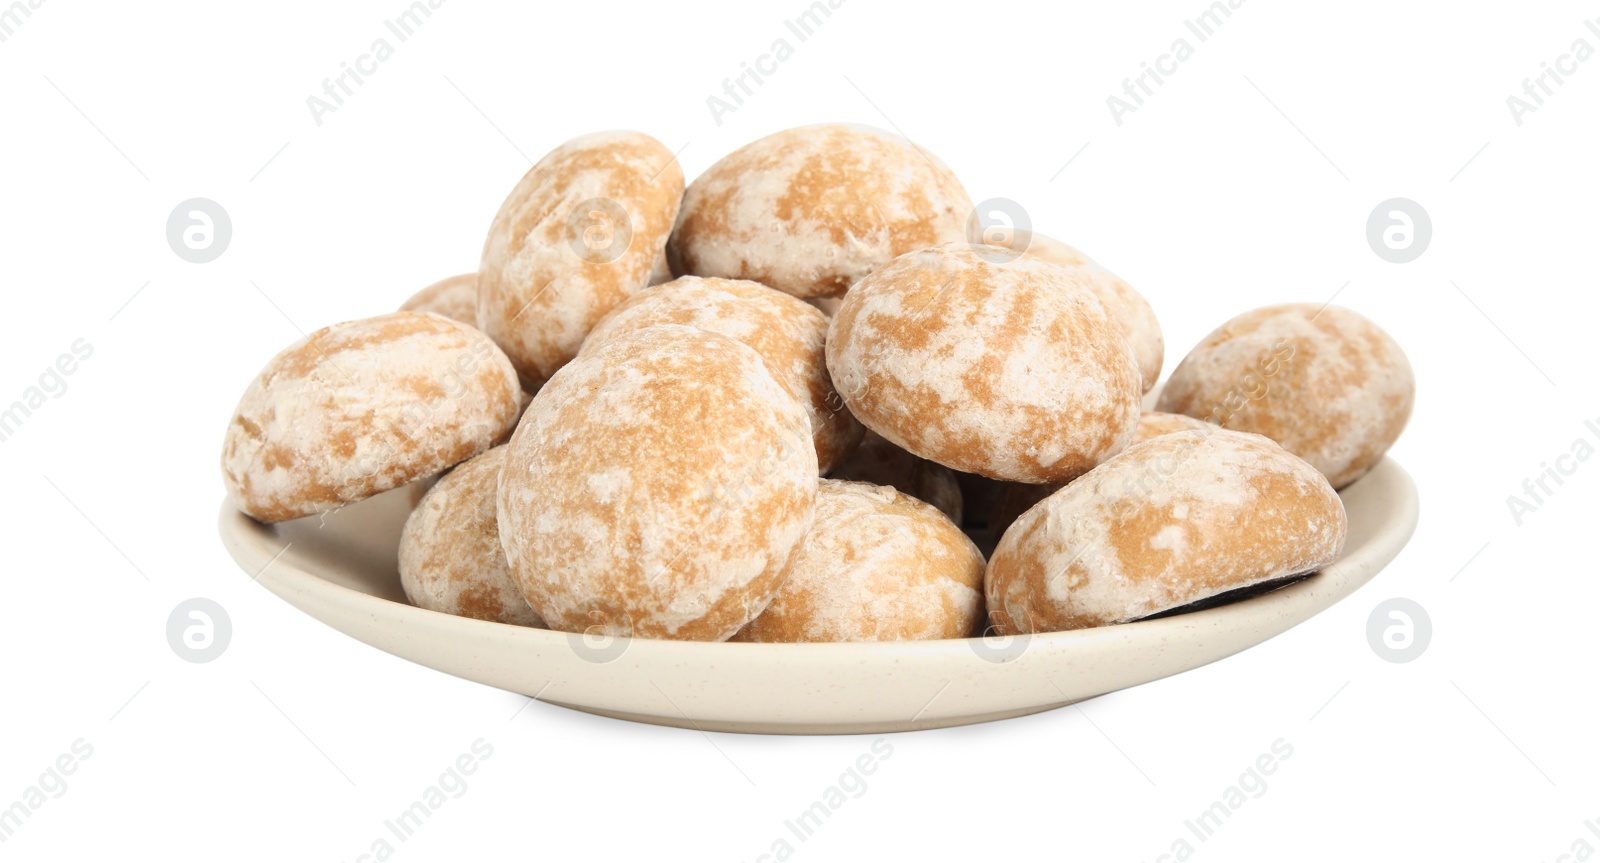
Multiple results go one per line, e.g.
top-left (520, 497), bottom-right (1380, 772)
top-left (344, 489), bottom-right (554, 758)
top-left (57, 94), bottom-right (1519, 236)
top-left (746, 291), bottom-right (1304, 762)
top-left (1, 0), bottom-right (1596, 859)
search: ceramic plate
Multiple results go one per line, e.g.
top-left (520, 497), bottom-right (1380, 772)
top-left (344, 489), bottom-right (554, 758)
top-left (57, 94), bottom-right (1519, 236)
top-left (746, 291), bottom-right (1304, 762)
top-left (217, 455), bottom-right (1417, 734)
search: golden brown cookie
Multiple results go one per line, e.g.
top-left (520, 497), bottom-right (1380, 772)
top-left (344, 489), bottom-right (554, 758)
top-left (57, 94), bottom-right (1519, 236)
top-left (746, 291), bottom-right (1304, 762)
top-left (399, 447), bottom-right (544, 628)
top-left (478, 131), bottom-right (684, 388)
top-left (987, 429), bottom-right (1347, 633)
top-left (221, 312), bottom-right (522, 523)
top-left (582, 276), bottom-right (863, 472)
top-left (826, 242), bottom-right (1143, 483)
top-left (1156, 304), bottom-right (1413, 488)
top-left (497, 325), bottom-right (818, 641)
top-left (669, 124), bottom-right (972, 298)
top-left (731, 480), bottom-right (984, 643)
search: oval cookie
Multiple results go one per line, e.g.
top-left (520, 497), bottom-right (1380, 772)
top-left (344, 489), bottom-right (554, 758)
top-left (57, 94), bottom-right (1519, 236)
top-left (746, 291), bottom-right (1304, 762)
top-left (986, 428), bottom-right (1347, 633)
top-left (221, 312), bottom-right (521, 523)
top-left (827, 242), bottom-right (1142, 483)
top-left (478, 130), bottom-right (684, 387)
top-left (498, 325), bottom-right (819, 641)
top-left (1156, 304), bottom-right (1414, 488)
top-left (669, 124), bottom-right (973, 298)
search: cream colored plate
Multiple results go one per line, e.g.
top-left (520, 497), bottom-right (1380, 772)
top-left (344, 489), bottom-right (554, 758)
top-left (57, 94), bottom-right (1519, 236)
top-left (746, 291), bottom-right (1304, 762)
top-left (217, 458), bottom-right (1417, 735)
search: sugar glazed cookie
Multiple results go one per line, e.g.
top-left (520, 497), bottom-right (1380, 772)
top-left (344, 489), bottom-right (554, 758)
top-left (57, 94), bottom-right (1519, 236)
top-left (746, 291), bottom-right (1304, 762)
top-left (1012, 231), bottom-right (1164, 392)
top-left (669, 124), bottom-right (973, 298)
top-left (399, 447), bottom-right (544, 628)
top-left (1157, 304), bottom-right (1414, 489)
top-left (990, 411), bottom-right (1216, 539)
top-left (732, 480), bottom-right (984, 643)
top-left (498, 326), bottom-right (818, 641)
top-left (478, 131), bottom-right (684, 388)
top-left (827, 431), bottom-right (962, 523)
top-left (581, 276), bottom-right (864, 472)
top-left (400, 273), bottom-right (479, 325)
top-left (986, 429), bottom-right (1347, 633)
top-left (827, 242), bottom-right (1143, 483)
top-left (221, 312), bottom-right (522, 523)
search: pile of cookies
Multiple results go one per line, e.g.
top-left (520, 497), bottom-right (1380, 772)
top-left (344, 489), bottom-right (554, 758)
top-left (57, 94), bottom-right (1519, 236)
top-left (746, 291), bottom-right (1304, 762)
top-left (221, 124), bottom-right (1415, 643)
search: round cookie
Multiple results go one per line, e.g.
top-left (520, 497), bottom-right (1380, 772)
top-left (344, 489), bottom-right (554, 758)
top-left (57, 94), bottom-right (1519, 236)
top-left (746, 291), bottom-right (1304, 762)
top-left (731, 480), bottom-right (984, 643)
top-left (827, 242), bottom-right (1143, 483)
top-left (498, 325), bottom-right (819, 641)
top-left (221, 312), bottom-right (522, 523)
top-left (1156, 304), bottom-right (1414, 489)
top-left (827, 431), bottom-right (962, 523)
top-left (1007, 231), bottom-right (1164, 392)
top-left (669, 124), bottom-right (973, 298)
top-left (987, 428), bottom-right (1347, 634)
top-left (581, 276), bottom-right (864, 473)
top-left (400, 273), bottom-right (478, 325)
top-left (991, 411), bottom-right (1217, 538)
top-left (478, 130), bottom-right (684, 388)
top-left (399, 446), bottom-right (544, 628)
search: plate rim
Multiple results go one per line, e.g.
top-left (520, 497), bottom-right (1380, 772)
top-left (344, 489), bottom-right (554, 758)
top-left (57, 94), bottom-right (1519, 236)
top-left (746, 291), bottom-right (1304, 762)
top-left (216, 457), bottom-right (1419, 733)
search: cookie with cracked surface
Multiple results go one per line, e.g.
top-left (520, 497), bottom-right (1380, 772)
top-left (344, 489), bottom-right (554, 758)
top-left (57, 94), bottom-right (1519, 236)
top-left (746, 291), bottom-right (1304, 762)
top-left (986, 428), bottom-right (1347, 634)
top-left (731, 480), bottom-right (984, 643)
top-left (498, 325), bottom-right (819, 641)
top-left (827, 431), bottom-right (962, 524)
top-left (581, 276), bottom-right (864, 473)
top-left (478, 130), bottom-right (684, 388)
top-left (826, 242), bottom-right (1143, 483)
top-left (222, 312), bottom-right (522, 523)
top-left (400, 273), bottom-right (479, 325)
top-left (669, 124), bottom-right (973, 298)
top-left (1004, 231), bottom-right (1164, 392)
top-left (400, 446), bottom-right (544, 628)
top-left (1156, 304), bottom-right (1413, 489)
